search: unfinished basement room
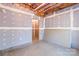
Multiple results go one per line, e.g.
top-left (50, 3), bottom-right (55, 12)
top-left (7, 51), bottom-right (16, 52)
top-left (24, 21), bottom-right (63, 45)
top-left (0, 3), bottom-right (79, 56)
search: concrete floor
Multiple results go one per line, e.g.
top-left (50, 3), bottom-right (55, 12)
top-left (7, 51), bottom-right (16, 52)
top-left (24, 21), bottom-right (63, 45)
top-left (1, 41), bottom-right (79, 56)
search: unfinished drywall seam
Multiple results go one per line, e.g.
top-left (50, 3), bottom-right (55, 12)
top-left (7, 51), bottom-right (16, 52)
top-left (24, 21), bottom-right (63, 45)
top-left (70, 7), bottom-right (74, 48)
top-left (71, 8), bottom-right (79, 30)
top-left (45, 10), bottom-right (71, 19)
top-left (44, 7), bottom-right (72, 48)
top-left (0, 4), bottom-right (34, 16)
top-left (44, 18), bottom-right (45, 29)
top-left (0, 5), bottom-right (33, 50)
top-left (42, 18), bottom-right (45, 40)
top-left (70, 7), bottom-right (74, 29)
top-left (39, 17), bottom-right (45, 40)
top-left (0, 27), bottom-right (32, 29)
top-left (45, 5), bottom-right (79, 19)
top-left (44, 6), bottom-right (79, 30)
top-left (45, 27), bottom-right (71, 29)
top-left (44, 12), bottom-right (71, 29)
top-left (44, 4), bottom-right (79, 48)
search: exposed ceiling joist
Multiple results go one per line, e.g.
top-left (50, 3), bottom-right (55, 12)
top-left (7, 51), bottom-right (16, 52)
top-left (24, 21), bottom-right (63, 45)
top-left (38, 3), bottom-right (56, 12)
top-left (34, 3), bottom-right (48, 11)
top-left (15, 3), bottom-right (77, 17)
top-left (40, 3), bottom-right (55, 12)
top-left (44, 3), bottom-right (63, 13)
top-left (34, 3), bottom-right (76, 16)
top-left (44, 3), bottom-right (76, 14)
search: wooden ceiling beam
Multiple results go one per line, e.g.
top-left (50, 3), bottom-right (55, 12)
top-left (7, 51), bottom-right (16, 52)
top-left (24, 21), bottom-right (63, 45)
top-left (34, 3), bottom-right (48, 11)
top-left (44, 3), bottom-right (76, 15)
top-left (34, 3), bottom-right (76, 17)
top-left (15, 3), bottom-right (76, 17)
top-left (38, 3), bottom-right (57, 12)
top-left (33, 3), bottom-right (57, 16)
top-left (43, 3), bottom-right (63, 13)
top-left (34, 4), bottom-right (61, 17)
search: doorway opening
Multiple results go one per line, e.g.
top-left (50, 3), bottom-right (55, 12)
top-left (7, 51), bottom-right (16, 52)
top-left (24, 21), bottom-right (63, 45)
top-left (32, 20), bottom-right (39, 43)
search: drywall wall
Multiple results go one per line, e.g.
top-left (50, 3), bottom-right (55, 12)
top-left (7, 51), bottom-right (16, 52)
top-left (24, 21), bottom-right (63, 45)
top-left (71, 30), bottom-right (79, 48)
top-left (0, 29), bottom-right (32, 50)
top-left (39, 17), bottom-right (45, 40)
top-left (44, 4), bottom-right (79, 48)
top-left (44, 11), bottom-right (71, 48)
top-left (44, 29), bottom-right (71, 48)
top-left (73, 9), bottom-right (79, 27)
top-left (44, 10), bottom-right (71, 48)
top-left (45, 12), bottom-right (70, 27)
top-left (0, 6), bottom-right (32, 50)
top-left (71, 6), bottom-right (79, 48)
